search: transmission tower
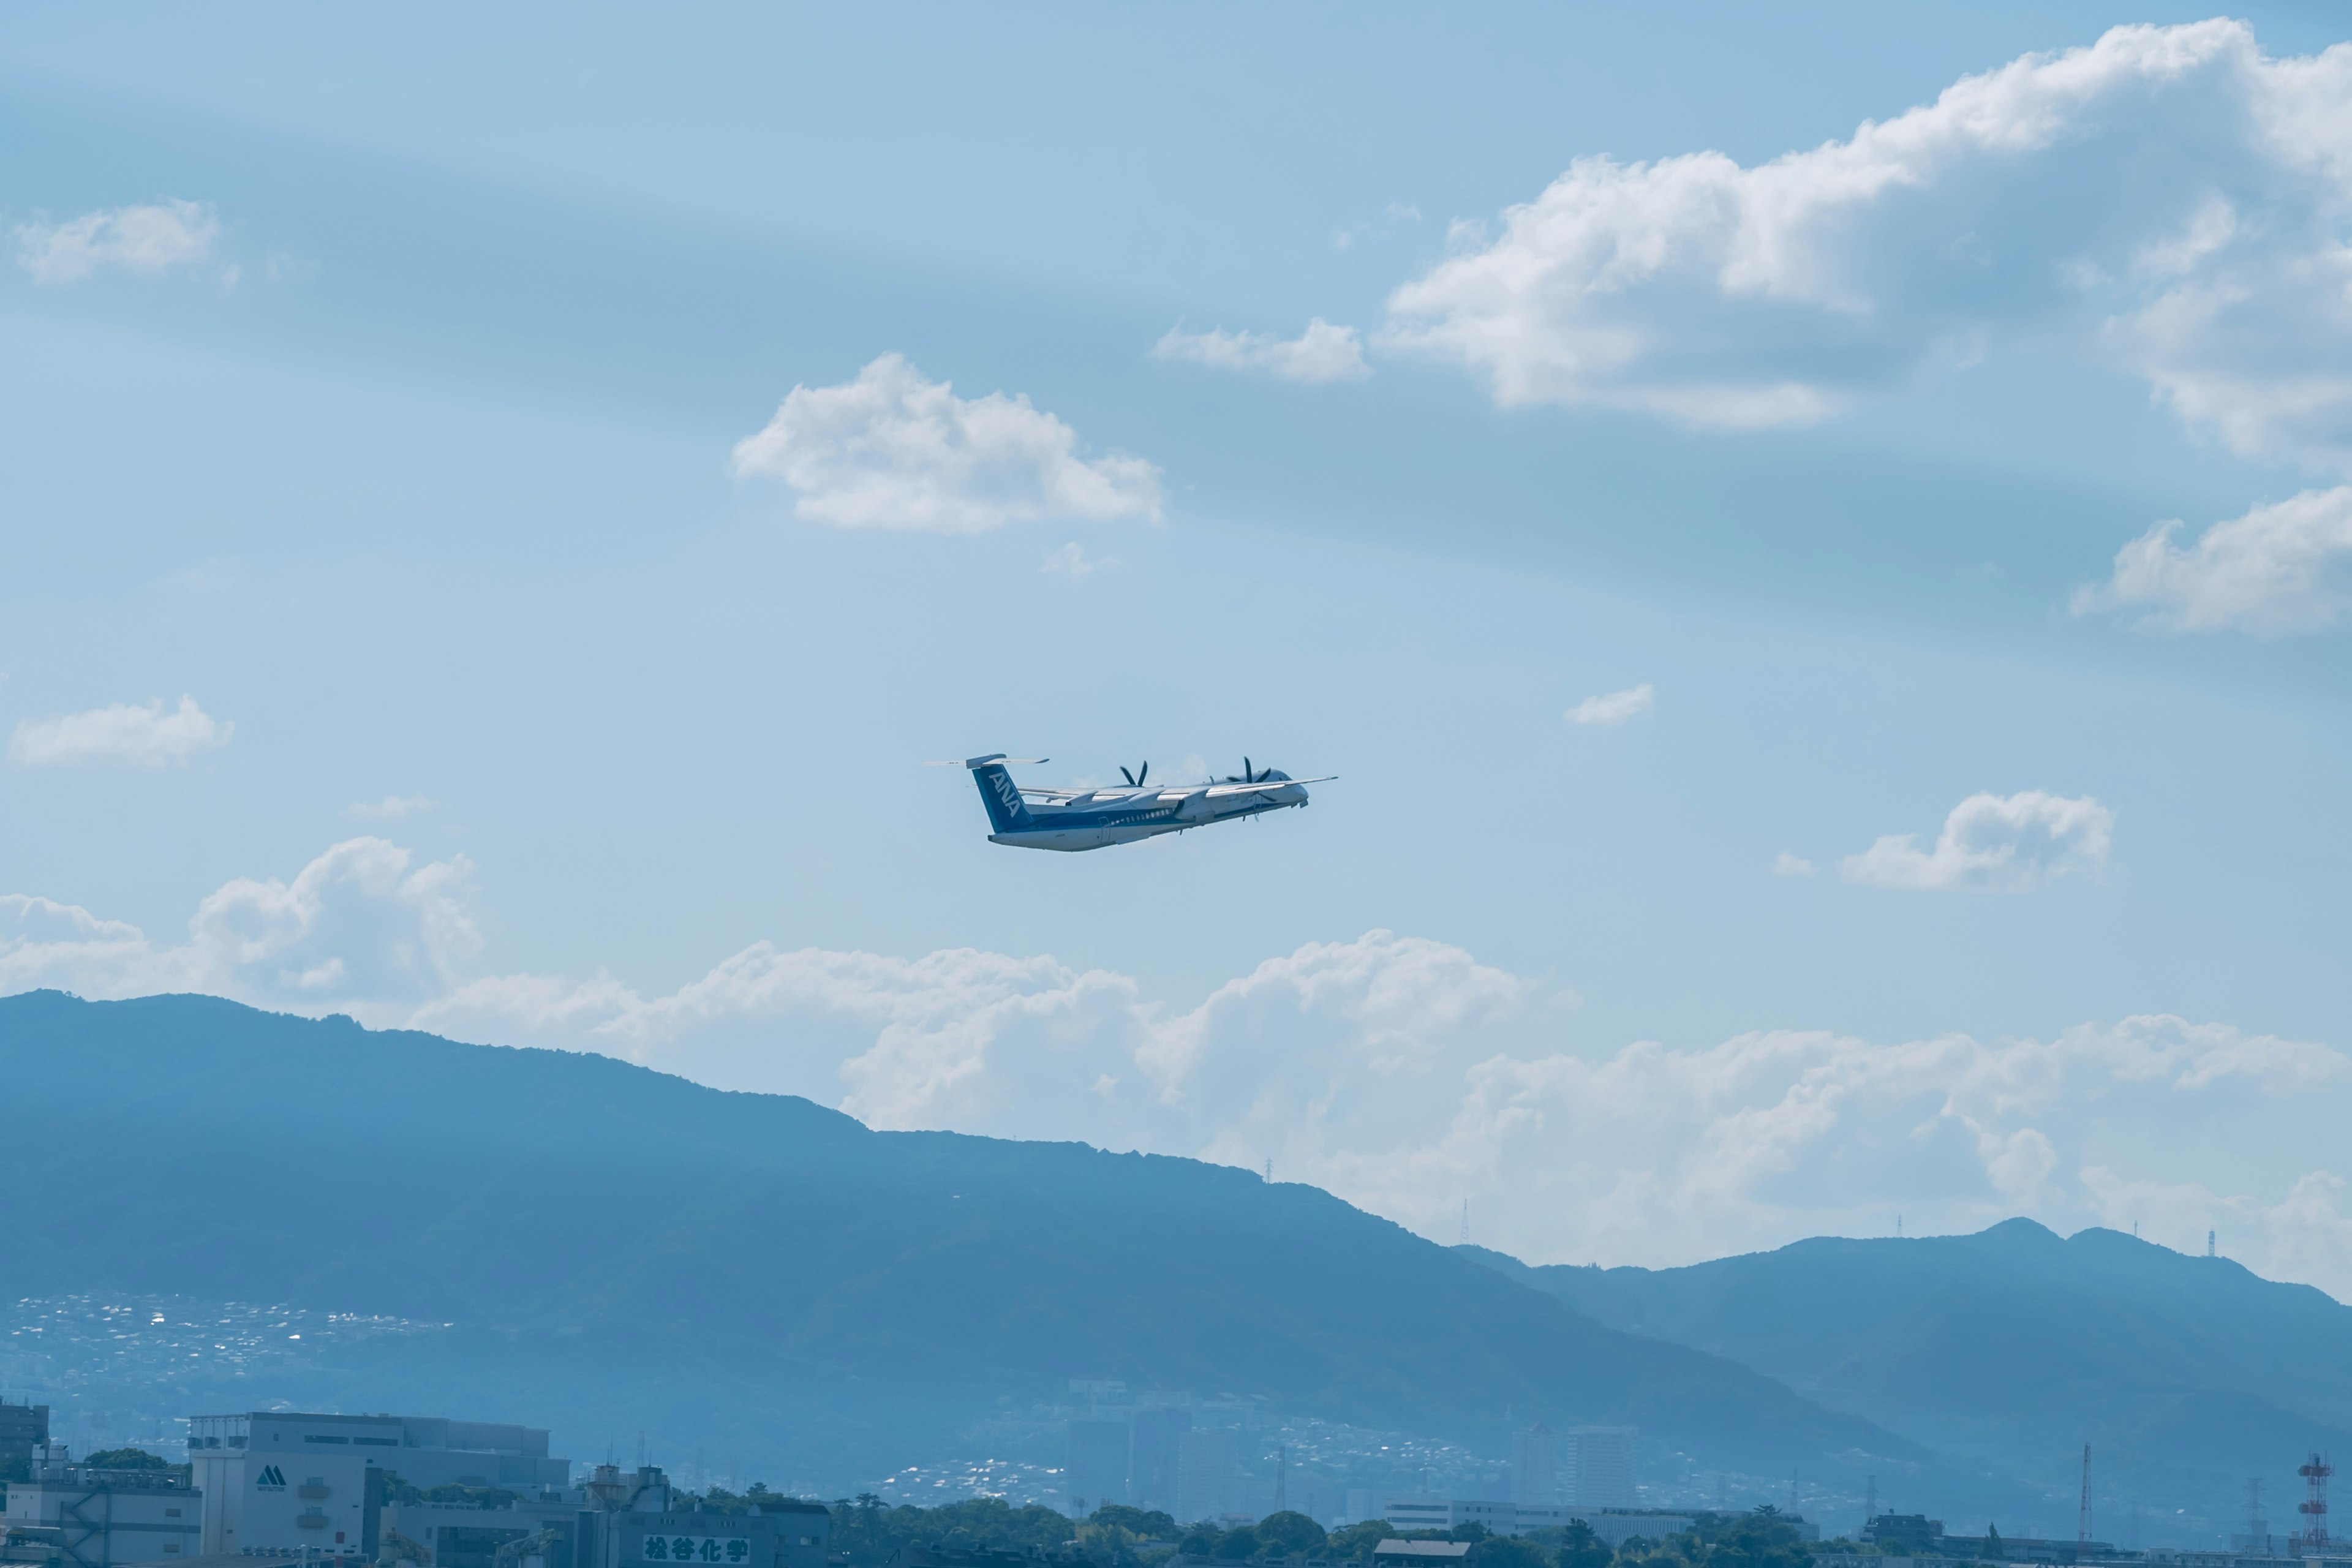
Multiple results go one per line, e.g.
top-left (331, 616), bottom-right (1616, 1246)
top-left (1863, 1474), bottom-right (1878, 1537)
top-left (2078, 1444), bottom-right (2092, 1553)
top-left (2246, 1477), bottom-right (2266, 1553)
top-left (1459, 1199), bottom-right (1469, 1246)
top-left (2299, 1453), bottom-right (2332, 1552)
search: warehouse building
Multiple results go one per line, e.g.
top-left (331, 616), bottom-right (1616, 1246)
top-left (184, 1412), bottom-right (571, 1558)
top-left (1382, 1500), bottom-right (1707, 1545)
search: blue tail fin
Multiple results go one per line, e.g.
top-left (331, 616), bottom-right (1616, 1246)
top-left (970, 759), bottom-right (1035, 834)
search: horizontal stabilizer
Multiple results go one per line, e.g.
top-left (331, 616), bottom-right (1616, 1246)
top-left (924, 754), bottom-right (1049, 769)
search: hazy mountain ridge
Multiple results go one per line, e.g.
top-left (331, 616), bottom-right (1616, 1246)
top-left (1461, 1223), bottom-right (2352, 1531)
top-left (0, 990), bottom-right (1967, 1506)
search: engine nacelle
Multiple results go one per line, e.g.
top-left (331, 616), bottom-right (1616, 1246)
top-left (1159, 788), bottom-right (1216, 822)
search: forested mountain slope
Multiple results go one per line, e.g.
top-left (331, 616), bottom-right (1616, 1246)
top-left (1, 990), bottom-right (1966, 1505)
top-left (1463, 1222), bottom-right (2352, 1525)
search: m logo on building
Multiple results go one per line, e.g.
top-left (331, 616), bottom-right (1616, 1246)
top-left (256, 1466), bottom-right (287, 1490)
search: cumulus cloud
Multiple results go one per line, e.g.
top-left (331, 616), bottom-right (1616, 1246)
top-left (14, 200), bottom-right (221, 285)
top-left (1773, 852), bottom-right (1816, 876)
top-left (9, 696), bottom-right (232, 767)
top-left (1566, 683), bottom-right (1654, 725)
top-left (729, 353), bottom-right (1163, 532)
top-left (1150, 319), bottom-right (1372, 384)
top-left (2073, 485), bottom-right (2352, 634)
top-left (1370, 1012), bottom-right (2352, 1287)
top-left (10, 846), bottom-right (2352, 1294)
top-left (1, 839), bottom-right (476, 1008)
top-left (1842, 790), bottom-right (2113, 891)
top-left (1382, 21), bottom-right (2352, 466)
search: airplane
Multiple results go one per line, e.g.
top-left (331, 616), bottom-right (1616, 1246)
top-left (937, 753), bottom-right (1334, 851)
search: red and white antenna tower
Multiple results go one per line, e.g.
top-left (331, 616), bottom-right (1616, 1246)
top-left (2079, 1444), bottom-right (2094, 1554)
top-left (2299, 1453), bottom-right (2332, 1552)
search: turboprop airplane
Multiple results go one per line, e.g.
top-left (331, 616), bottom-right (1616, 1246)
top-left (938, 754), bottom-right (1333, 851)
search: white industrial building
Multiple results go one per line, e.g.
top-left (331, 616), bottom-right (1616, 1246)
top-left (1382, 1501), bottom-right (1519, 1536)
top-left (1382, 1499), bottom-right (1697, 1544)
top-left (185, 1412), bottom-right (571, 1558)
top-left (1514, 1507), bottom-right (1697, 1547)
top-left (2, 1446), bottom-right (202, 1566)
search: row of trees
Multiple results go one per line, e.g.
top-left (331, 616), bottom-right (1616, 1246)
top-left (1159, 1505), bottom-right (1813, 1568)
top-left (808, 1494), bottom-right (1817, 1568)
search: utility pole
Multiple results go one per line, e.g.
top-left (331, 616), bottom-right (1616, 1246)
top-left (2079, 1444), bottom-right (2093, 1554)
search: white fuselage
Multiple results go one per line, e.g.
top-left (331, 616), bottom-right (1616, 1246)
top-left (989, 778), bottom-right (1310, 851)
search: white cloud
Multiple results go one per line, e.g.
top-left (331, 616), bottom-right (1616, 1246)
top-left (1150, 319), bottom-right (1372, 384)
top-left (346, 795), bottom-right (436, 820)
top-left (1, 839), bottom-right (476, 1008)
top-left (1041, 541), bottom-right (1111, 580)
top-left (2073, 485), bottom-right (2352, 635)
top-left (1381, 21), bottom-right (2352, 466)
top-left (14, 200), bottom-right (221, 285)
top-left (9, 696), bottom-right (232, 768)
top-left (729, 353), bottom-right (1163, 533)
top-left (1566, 682), bottom-right (1654, 725)
top-left (1773, 852), bottom-right (1816, 876)
top-left (1842, 790), bottom-right (2113, 891)
top-left (11, 846), bottom-right (2352, 1296)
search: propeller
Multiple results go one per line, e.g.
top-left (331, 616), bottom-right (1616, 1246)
top-left (1244, 756), bottom-right (1256, 783)
top-left (1119, 762), bottom-right (1149, 787)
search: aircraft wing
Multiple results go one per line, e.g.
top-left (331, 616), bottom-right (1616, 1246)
top-left (1016, 785), bottom-right (1088, 799)
top-left (1202, 775), bottom-right (1336, 798)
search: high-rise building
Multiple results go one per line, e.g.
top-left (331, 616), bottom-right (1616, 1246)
top-left (1566, 1428), bottom-right (1636, 1509)
top-left (1510, 1425), bottom-right (1556, 1507)
top-left (1176, 1430), bottom-right (1238, 1526)
top-left (1065, 1420), bottom-right (1130, 1515)
top-left (1129, 1409), bottom-right (1191, 1515)
top-left (0, 1401), bottom-right (50, 1478)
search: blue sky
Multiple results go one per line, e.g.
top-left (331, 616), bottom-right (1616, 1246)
top-left (6, 2), bottom-right (2352, 1288)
